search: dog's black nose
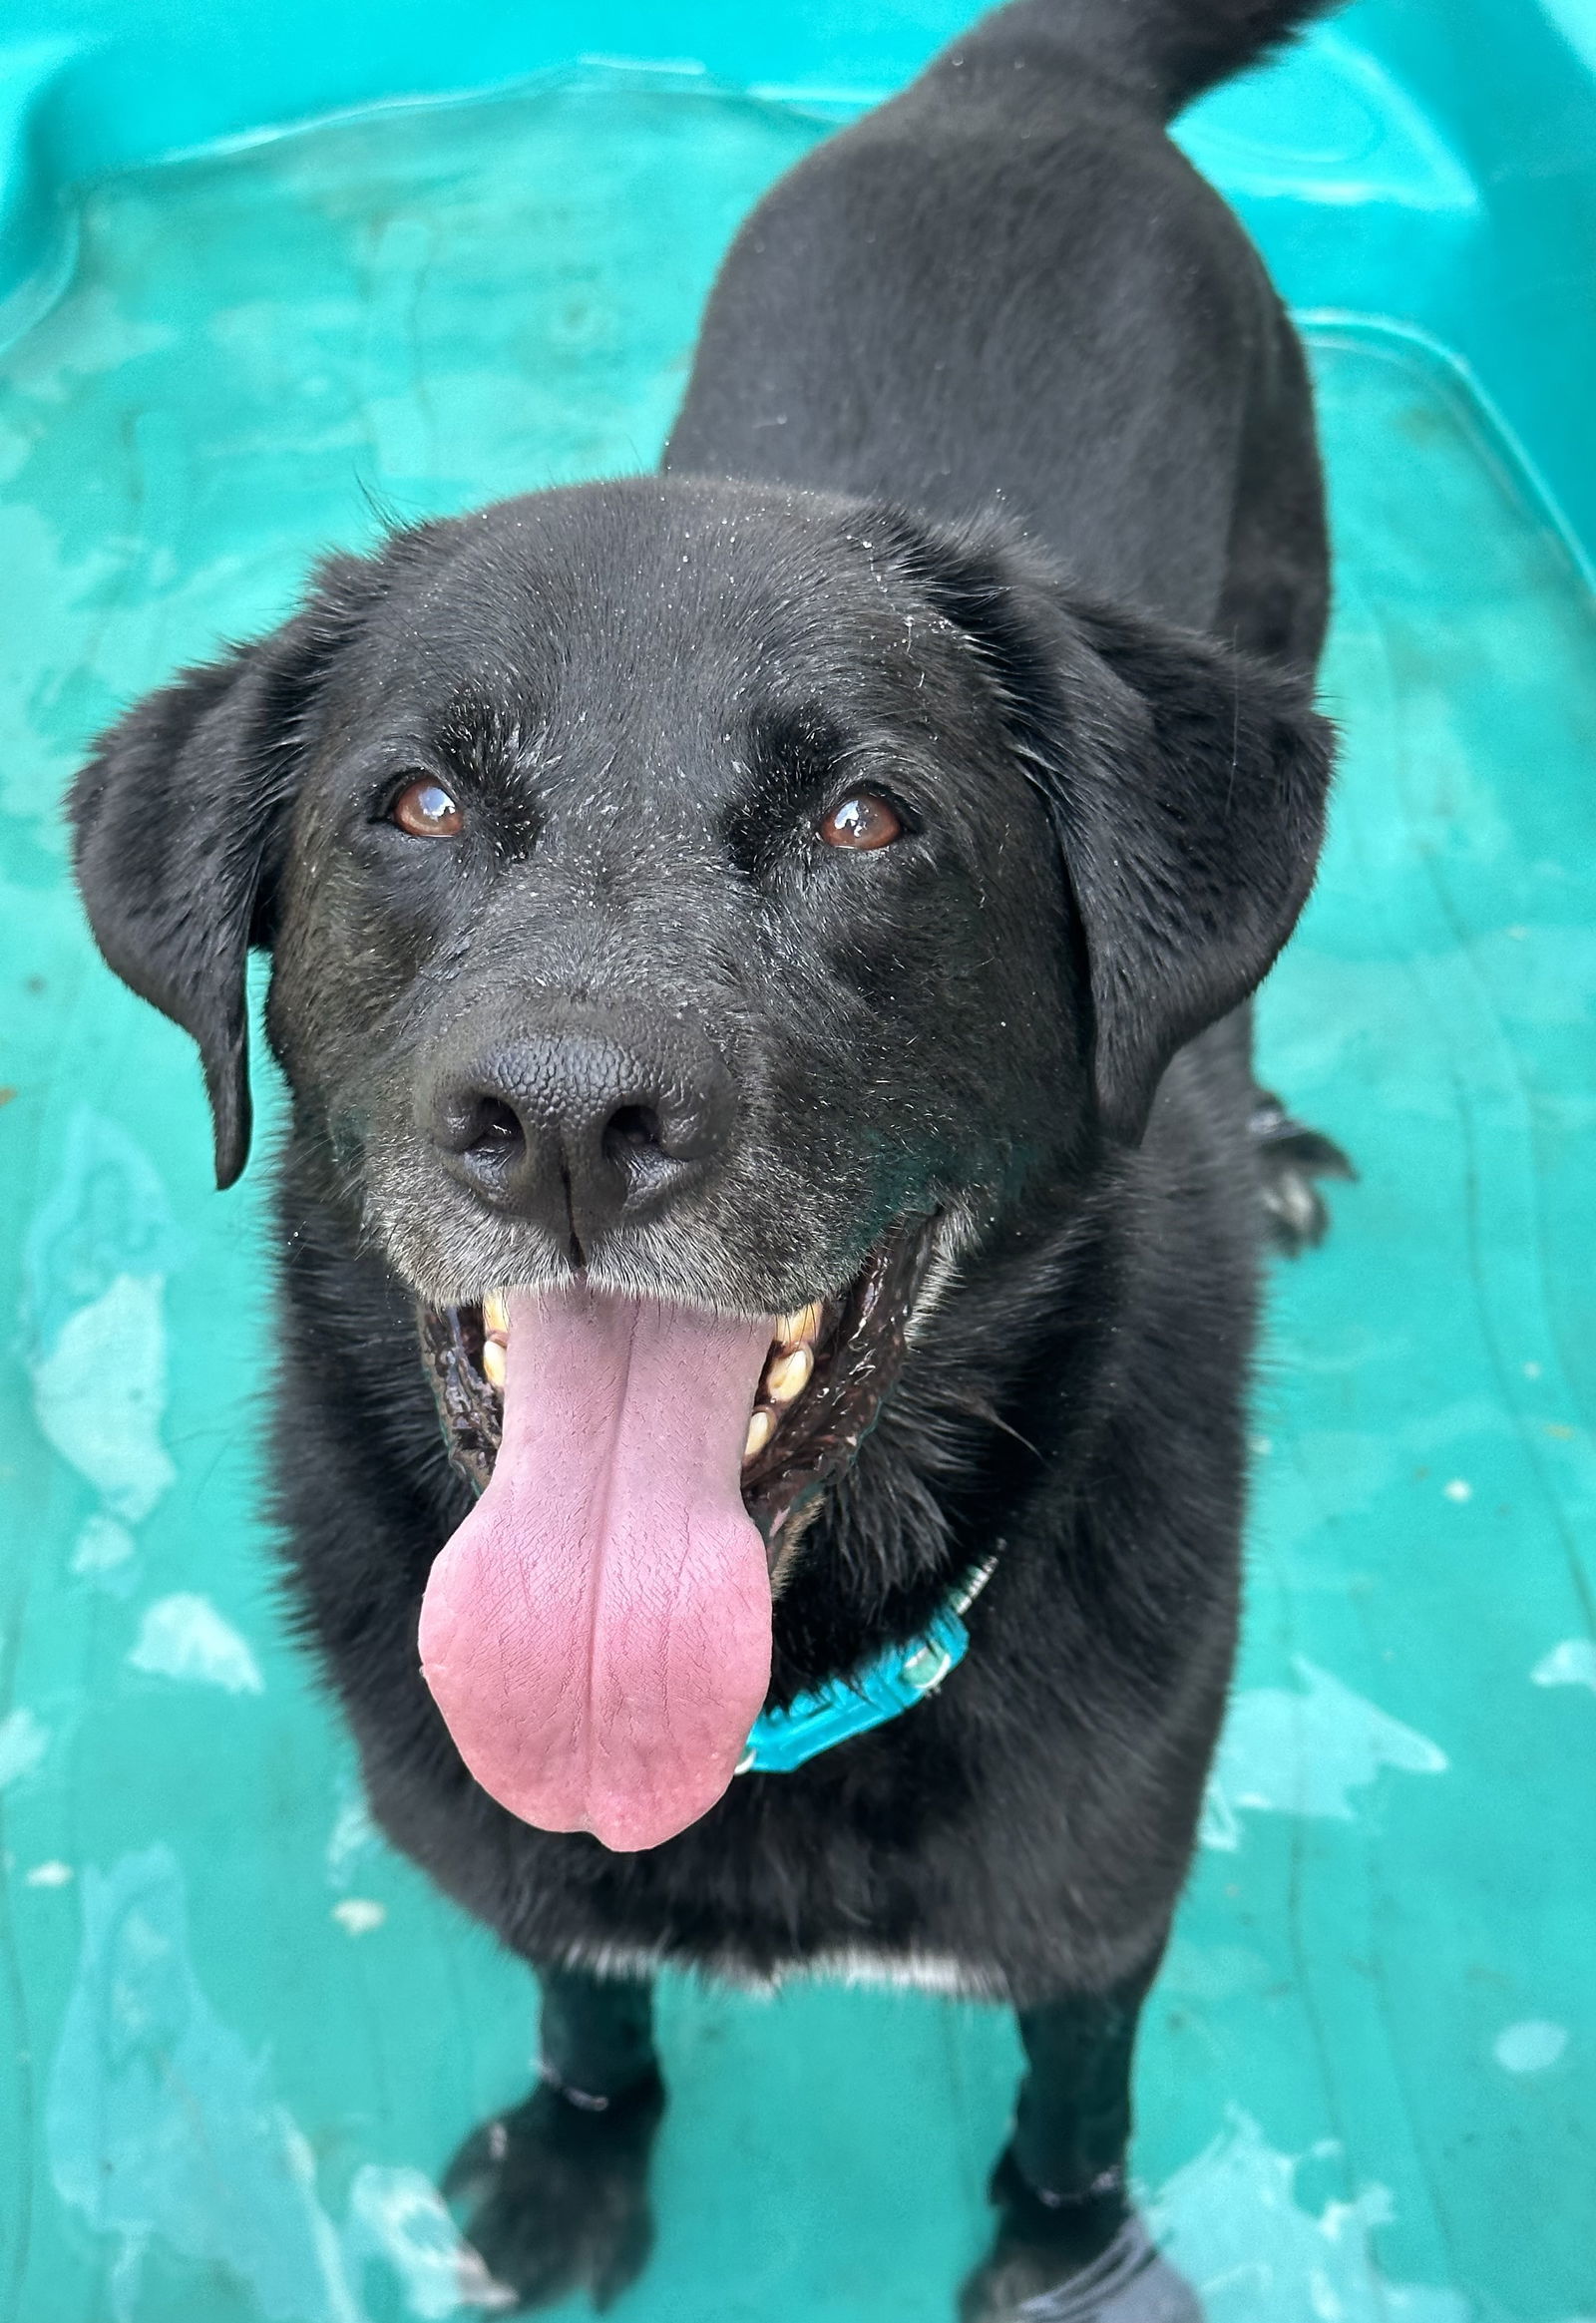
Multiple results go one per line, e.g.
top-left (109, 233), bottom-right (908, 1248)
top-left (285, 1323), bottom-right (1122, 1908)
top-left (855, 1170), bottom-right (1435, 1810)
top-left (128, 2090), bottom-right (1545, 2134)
top-left (427, 1019), bottom-right (734, 1248)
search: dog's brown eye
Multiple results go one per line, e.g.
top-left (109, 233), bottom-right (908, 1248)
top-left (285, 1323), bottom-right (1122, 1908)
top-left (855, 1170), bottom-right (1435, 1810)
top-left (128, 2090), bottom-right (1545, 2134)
top-left (391, 778), bottom-right (464, 839)
top-left (818, 792), bottom-right (904, 851)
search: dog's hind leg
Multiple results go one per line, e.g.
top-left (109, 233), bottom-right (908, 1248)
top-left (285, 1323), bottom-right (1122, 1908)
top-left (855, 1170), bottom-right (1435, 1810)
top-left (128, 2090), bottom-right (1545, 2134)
top-left (1251, 1088), bottom-right (1356, 1256)
top-left (443, 1966), bottom-right (664, 2311)
top-left (961, 1958), bottom-right (1199, 2321)
top-left (1199, 1002), bottom-right (1355, 1256)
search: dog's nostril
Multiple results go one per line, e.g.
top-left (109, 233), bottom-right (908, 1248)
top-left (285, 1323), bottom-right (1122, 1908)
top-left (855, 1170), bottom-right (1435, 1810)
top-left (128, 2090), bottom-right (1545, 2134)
top-left (470, 1096), bottom-right (524, 1155)
top-left (436, 1090), bottom-right (526, 1161)
top-left (603, 1104), bottom-right (663, 1160)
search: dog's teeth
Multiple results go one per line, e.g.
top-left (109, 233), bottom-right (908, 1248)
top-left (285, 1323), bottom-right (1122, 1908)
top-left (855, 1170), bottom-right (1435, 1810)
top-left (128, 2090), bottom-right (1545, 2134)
top-left (482, 1338), bottom-right (507, 1391)
top-left (775, 1302), bottom-right (824, 1350)
top-left (764, 1346), bottom-right (813, 1405)
top-left (743, 1407), bottom-right (776, 1462)
top-left (483, 1291), bottom-right (510, 1336)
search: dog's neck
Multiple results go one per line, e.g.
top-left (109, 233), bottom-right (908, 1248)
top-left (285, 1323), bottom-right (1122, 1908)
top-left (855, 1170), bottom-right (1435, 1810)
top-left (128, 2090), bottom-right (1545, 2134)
top-left (764, 1176), bottom-right (1131, 1697)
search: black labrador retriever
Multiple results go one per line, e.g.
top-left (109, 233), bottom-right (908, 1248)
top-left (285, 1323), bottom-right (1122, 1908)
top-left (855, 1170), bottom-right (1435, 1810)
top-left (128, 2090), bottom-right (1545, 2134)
top-left (70, 1), bottom-right (1346, 2313)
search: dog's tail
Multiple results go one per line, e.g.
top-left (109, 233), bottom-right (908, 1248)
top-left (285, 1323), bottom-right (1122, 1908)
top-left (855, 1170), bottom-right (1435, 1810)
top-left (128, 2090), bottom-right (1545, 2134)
top-left (1024, 0), bottom-right (1341, 120)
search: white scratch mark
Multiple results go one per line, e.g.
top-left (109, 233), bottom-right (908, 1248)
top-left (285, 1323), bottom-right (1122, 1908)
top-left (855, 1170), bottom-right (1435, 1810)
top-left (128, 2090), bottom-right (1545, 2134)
top-left (49, 1845), bottom-right (516, 2320)
top-left (331, 1899), bottom-right (386, 1937)
top-left (48, 1844), bottom-right (362, 2323)
top-left (1201, 1658), bottom-right (1446, 1847)
top-left (0, 1707), bottom-right (50, 1790)
top-left (1493, 2020), bottom-right (1569, 2074)
top-left (1532, 1638), bottom-right (1596, 1694)
top-left (325, 1793), bottom-right (379, 1891)
top-left (70, 1513), bottom-right (138, 1577)
top-left (128, 1595), bottom-right (264, 1696)
top-left (31, 1274), bottom-right (177, 1523)
top-left (1150, 2108), bottom-right (1468, 2323)
top-left (343, 2165), bottom-right (514, 2314)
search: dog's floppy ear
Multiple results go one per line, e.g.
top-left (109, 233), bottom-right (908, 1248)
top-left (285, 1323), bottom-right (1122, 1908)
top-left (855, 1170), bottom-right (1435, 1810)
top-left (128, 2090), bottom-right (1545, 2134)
top-left (69, 555), bottom-right (378, 1188)
top-left (878, 511), bottom-right (1334, 1144)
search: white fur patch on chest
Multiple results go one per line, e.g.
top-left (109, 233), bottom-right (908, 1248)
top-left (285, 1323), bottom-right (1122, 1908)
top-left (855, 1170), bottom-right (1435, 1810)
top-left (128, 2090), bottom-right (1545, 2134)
top-left (554, 1934), bottom-right (1008, 2000)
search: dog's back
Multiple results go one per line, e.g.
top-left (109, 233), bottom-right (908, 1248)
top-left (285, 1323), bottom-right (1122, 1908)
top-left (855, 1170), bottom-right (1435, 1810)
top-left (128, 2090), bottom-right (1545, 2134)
top-left (668, 0), bottom-right (1333, 662)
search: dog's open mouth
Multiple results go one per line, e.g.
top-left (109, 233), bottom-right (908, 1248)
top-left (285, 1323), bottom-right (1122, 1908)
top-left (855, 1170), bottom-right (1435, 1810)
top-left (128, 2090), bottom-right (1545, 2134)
top-left (418, 1219), bottom-right (937, 1561)
top-left (412, 1223), bottom-right (938, 1853)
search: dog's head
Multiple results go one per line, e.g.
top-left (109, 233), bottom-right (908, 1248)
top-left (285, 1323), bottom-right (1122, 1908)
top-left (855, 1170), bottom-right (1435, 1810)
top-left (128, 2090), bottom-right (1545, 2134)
top-left (71, 475), bottom-right (1330, 1848)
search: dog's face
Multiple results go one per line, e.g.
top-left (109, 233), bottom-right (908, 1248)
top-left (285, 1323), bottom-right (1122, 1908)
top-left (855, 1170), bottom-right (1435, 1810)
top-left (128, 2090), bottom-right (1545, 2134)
top-left (265, 483), bottom-right (1080, 1323)
top-left (70, 474), bottom-right (1331, 1848)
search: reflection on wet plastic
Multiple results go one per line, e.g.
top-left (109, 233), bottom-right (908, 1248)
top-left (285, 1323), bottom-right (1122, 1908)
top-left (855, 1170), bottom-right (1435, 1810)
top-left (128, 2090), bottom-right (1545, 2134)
top-left (966, 2214), bottom-right (1200, 2323)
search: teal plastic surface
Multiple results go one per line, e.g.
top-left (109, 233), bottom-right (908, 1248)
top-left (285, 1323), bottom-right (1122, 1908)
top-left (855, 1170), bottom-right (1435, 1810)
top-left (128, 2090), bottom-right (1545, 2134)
top-left (2, 10), bottom-right (1594, 2322)
top-left (2, 0), bottom-right (1595, 565)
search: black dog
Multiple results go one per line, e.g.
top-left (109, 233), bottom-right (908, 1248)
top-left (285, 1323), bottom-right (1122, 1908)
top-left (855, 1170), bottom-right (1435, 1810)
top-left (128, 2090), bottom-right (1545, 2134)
top-left (70, 2), bottom-right (1345, 2313)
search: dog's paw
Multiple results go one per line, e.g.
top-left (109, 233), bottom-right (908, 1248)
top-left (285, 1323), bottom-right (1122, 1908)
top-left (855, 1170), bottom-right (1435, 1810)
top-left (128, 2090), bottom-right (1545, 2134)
top-left (1250, 1091), bottom-right (1355, 1256)
top-left (959, 2150), bottom-right (1201, 2323)
top-left (443, 2072), bottom-right (665, 2313)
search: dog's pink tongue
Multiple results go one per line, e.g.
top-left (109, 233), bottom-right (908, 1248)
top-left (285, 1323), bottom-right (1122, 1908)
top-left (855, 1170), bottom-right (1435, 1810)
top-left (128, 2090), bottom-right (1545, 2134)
top-left (418, 1287), bottom-right (774, 1852)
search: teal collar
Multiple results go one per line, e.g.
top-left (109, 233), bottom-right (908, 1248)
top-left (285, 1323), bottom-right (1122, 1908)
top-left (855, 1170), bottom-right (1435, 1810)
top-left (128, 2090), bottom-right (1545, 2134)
top-left (736, 1555), bottom-right (998, 1776)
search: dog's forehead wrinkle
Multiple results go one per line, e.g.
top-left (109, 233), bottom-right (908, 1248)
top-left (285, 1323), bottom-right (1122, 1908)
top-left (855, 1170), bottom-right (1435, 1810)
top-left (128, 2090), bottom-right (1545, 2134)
top-left (400, 489), bottom-right (920, 688)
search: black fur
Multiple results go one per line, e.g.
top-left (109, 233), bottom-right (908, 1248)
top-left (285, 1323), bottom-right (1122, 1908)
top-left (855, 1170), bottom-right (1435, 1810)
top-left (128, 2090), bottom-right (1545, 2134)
top-left (68, 3), bottom-right (1344, 2312)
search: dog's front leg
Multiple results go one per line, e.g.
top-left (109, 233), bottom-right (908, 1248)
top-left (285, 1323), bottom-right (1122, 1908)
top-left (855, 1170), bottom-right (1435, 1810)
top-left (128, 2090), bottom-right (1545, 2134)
top-left (1007, 1964), bottom-right (1152, 2211)
top-left (539, 1963), bottom-right (659, 2110)
top-left (444, 1966), bottom-right (665, 2312)
top-left (962, 1955), bottom-right (1201, 2321)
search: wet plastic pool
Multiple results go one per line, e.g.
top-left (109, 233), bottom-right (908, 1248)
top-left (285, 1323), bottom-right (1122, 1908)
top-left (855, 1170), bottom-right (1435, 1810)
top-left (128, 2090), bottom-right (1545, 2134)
top-left (2, 8), bottom-right (1594, 2320)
